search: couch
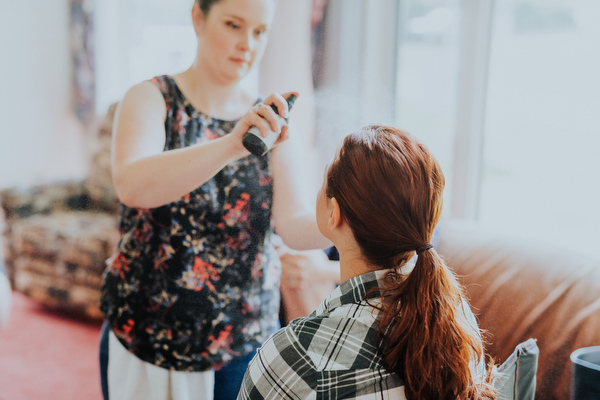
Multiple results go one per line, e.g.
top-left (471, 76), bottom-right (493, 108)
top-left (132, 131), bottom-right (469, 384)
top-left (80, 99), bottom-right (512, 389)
top-left (0, 104), bottom-right (120, 320)
top-left (436, 219), bottom-right (600, 400)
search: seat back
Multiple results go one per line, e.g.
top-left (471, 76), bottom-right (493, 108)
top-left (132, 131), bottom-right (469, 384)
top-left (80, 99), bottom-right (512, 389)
top-left (84, 102), bottom-right (120, 212)
top-left (437, 220), bottom-right (600, 399)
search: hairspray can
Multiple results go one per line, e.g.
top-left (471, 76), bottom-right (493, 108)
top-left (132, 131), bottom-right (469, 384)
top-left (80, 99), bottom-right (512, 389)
top-left (242, 93), bottom-right (297, 156)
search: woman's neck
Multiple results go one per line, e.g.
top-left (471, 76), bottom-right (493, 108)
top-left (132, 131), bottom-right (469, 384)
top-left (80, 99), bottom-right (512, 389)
top-left (337, 245), bottom-right (373, 283)
top-left (174, 64), bottom-right (254, 120)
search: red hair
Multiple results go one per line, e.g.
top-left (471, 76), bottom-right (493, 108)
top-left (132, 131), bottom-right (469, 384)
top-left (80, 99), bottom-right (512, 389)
top-left (325, 125), bottom-right (496, 399)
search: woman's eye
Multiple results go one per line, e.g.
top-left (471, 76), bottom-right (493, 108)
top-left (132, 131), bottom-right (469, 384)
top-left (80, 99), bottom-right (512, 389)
top-left (226, 21), bottom-right (240, 30)
top-left (255, 29), bottom-right (267, 37)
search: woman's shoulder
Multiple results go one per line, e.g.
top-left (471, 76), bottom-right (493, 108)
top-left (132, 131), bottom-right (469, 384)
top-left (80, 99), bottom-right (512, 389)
top-left (118, 80), bottom-right (167, 116)
top-left (287, 306), bottom-right (378, 343)
top-left (127, 79), bottom-right (163, 96)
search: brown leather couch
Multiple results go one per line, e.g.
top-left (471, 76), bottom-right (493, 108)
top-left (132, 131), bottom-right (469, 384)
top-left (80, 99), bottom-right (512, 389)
top-left (436, 219), bottom-right (600, 400)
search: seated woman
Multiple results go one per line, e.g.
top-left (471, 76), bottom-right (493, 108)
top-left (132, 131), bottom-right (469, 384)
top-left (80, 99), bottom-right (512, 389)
top-left (238, 125), bottom-right (496, 399)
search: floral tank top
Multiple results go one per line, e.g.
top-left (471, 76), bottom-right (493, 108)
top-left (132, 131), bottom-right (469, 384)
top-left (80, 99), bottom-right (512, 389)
top-left (100, 75), bottom-right (281, 372)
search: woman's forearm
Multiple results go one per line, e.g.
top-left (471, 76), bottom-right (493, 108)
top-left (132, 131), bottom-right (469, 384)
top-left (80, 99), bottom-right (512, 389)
top-left (114, 134), bottom-right (247, 209)
top-left (275, 211), bottom-right (332, 251)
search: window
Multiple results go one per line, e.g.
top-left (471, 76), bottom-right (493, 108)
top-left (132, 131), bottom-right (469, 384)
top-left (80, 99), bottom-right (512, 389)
top-left (395, 0), bottom-right (462, 211)
top-left (94, 0), bottom-right (258, 115)
top-left (479, 0), bottom-right (600, 258)
top-left (390, 0), bottom-right (599, 258)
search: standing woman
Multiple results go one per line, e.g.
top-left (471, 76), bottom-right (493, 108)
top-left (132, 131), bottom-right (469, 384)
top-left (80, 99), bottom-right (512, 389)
top-left (98, 0), bottom-right (330, 399)
top-left (239, 125), bottom-right (496, 400)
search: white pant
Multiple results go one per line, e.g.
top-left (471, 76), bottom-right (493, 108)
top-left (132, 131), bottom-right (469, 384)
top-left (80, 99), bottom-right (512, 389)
top-left (108, 330), bottom-right (215, 400)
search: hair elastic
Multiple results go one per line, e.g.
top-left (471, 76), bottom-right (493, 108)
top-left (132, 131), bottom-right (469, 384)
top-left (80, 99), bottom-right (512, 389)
top-left (415, 243), bottom-right (433, 254)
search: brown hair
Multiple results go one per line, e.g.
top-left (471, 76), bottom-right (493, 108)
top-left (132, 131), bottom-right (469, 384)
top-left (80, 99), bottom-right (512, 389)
top-left (325, 125), bottom-right (496, 400)
top-left (195, 0), bottom-right (223, 15)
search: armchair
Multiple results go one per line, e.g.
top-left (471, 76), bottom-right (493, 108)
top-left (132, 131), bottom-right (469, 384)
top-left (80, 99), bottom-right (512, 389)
top-left (0, 104), bottom-right (120, 320)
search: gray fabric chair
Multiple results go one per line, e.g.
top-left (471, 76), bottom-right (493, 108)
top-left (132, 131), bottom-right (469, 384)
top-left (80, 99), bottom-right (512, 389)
top-left (494, 338), bottom-right (539, 400)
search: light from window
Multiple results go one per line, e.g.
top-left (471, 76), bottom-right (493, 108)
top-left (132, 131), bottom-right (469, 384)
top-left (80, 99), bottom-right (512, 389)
top-left (480, 0), bottom-right (600, 258)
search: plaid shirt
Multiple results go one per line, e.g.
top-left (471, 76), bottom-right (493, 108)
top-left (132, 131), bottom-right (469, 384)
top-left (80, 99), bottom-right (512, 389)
top-left (238, 270), bottom-right (485, 399)
top-left (237, 270), bottom-right (406, 399)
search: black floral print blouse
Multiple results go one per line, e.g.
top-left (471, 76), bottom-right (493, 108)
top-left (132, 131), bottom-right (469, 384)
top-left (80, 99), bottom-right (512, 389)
top-left (100, 75), bottom-right (281, 372)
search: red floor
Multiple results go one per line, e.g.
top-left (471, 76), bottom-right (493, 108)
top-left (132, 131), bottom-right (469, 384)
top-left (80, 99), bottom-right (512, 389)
top-left (0, 292), bottom-right (103, 400)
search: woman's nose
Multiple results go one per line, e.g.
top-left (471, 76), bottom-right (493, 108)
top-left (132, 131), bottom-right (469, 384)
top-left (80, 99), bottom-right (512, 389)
top-left (238, 30), bottom-right (256, 51)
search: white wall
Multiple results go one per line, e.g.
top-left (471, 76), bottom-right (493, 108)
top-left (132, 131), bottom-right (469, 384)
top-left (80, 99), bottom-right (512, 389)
top-left (0, 0), bottom-right (89, 189)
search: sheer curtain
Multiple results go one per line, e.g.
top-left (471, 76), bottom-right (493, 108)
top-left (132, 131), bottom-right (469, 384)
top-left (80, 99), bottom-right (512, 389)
top-left (310, 0), bottom-right (400, 185)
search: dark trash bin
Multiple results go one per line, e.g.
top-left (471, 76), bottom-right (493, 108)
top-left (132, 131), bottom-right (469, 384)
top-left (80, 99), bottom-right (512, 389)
top-left (571, 346), bottom-right (600, 400)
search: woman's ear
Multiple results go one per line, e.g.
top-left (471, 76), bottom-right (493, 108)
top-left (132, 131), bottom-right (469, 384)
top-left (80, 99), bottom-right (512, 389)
top-left (328, 197), bottom-right (343, 231)
top-left (191, 2), bottom-right (205, 37)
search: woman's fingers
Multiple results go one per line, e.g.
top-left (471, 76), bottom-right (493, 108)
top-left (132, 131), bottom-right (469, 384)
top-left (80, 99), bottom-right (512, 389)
top-left (254, 103), bottom-right (281, 134)
top-left (234, 92), bottom-right (297, 144)
top-left (274, 124), bottom-right (289, 145)
top-left (244, 107), bottom-right (273, 138)
top-left (280, 252), bottom-right (310, 289)
top-left (262, 93), bottom-right (291, 119)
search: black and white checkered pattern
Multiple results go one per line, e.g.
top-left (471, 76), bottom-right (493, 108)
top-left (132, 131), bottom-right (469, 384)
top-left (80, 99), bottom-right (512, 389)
top-left (237, 271), bottom-right (407, 399)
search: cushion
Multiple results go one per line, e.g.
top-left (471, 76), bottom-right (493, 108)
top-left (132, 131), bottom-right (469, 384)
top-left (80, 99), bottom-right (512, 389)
top-left (494, 338), bottom-right (539, 400)
top-left (11, 212), bottom-right (119, 319)
top-left (0, 183), bottom-right (89, 219)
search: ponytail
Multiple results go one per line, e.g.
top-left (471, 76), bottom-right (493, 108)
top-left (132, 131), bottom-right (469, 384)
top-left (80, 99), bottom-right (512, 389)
top-left (375, 249), bottom-right (497, 400)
